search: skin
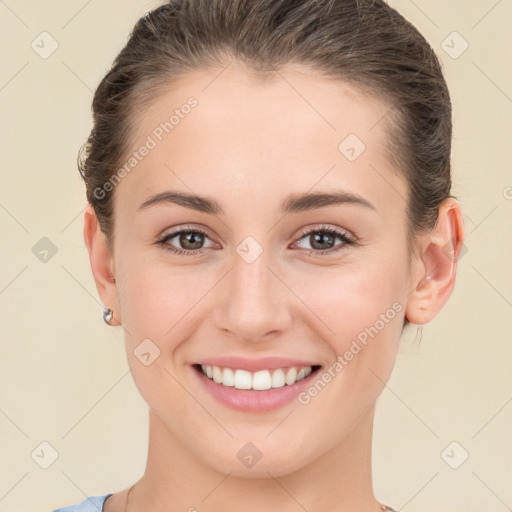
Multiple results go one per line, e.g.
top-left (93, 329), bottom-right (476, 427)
top-left (84, 63), bottom-right (464, 512)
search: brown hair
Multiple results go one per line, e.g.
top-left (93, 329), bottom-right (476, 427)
top-left (79, 0), bottom-right (453, 280)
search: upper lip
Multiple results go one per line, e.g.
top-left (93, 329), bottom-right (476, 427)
top-left (193, 356), bottom-right (321, 372)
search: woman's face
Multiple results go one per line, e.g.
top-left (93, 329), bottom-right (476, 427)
top-left (108, 64), bottom-right (420, 477)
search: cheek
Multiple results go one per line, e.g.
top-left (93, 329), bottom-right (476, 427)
top-left (297, 255), bottom-right (406, 346)
top-left (294, 265), bottom-right (405, 435)
top-left (117, 254), bottom-right (208, 341)
top-left (117, 262), bottom-right (203, 413)
top-left (292, 254), bottom-right (407, 415)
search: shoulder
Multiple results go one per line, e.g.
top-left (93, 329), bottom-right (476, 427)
top-left (50, 494), bottom-right (112, 512)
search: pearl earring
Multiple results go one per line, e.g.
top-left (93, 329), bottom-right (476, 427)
top-left (103, 307), bottom-right (113, 325)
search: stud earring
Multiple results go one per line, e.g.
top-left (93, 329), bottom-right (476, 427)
top-left (103, 307), bottom-right (113, 325)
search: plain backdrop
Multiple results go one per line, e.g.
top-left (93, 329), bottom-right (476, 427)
top-left (0, 1), bottom-right (511, 511)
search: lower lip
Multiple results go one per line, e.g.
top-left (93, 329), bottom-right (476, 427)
top-left (192, 365), bottom-right (321, 413)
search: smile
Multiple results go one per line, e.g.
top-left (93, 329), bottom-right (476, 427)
top-left (199, 364), bottom-right (319, 390)
top-left (192, 362), bottom-right (323, 412)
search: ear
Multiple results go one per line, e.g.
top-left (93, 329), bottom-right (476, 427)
top-left (83, 204), bottom-right (122, 326)
top-left (405, 198), bottom-right (465, 325)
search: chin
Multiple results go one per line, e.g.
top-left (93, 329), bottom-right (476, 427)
top-left (196, 438), bottom-right (310, 479)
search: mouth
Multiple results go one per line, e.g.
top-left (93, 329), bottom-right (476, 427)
top-left (193, 363), bottom-right (322, 391)
top-left (191, 361), bottom-right (323, 412)
top-left (190, 354), bottom-right (324, 412)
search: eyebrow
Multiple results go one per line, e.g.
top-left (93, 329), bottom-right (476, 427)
top-left (138, 189), bottom-right (376, 215)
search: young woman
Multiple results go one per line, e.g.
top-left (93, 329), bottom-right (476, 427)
top-left (53, 0), bottom-right (464, 510)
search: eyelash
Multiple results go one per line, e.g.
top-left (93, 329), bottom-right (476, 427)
top-left (156, 225), bottom-right (356, 258)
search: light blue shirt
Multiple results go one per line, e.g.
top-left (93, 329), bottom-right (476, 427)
top-left (51, 494), bottom-right (112, 512)
top-left (50, 493), bottom-right (399, 512)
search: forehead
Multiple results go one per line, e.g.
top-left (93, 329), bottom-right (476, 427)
top-left (114, 63), bottom-right (406, 218)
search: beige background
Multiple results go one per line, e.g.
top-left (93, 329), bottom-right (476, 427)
top-left (0, 1), bottom-right (511, 511)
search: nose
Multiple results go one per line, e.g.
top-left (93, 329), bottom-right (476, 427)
top-left (213, 248), bottom-right (293, 343)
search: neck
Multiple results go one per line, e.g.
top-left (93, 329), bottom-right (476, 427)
top-left (128, 406), bottom-right (384, 512)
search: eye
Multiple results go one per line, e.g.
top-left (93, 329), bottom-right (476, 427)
top-left (156, 226), bottom-right (216, 256)
top-left (156, 224), bottom-right (356, 257)
top-left (291, 225), bottom-right (356, 257)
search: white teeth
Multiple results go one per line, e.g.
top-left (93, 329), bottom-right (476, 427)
top-left (199, 364), bottom-right (315, 390)
top-left (271, 368), bottom-right (286, 388)
top-left (222, 367), bottom-right (235, 386)
top-left (285, 367), bottom-right (297, 385)
top-left (234, 369), bottom-right (252, 389)
top-left (252, 370), bottom-right (272, 390)
top-left (212, 366), bottom-right (223, 384)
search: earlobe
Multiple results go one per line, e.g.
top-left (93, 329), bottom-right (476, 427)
top-left (83, 204), bottom-right (122, 326)
top-left (405, 198), bottom-right (465, 325)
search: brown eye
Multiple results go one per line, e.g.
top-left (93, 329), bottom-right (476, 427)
top-left (175, 231), bottom-right (205, 250)
top-left (157, 228), bottom-right (214, 255)
top-left (293, 226), bottom-right (355, 257)
top-left (307, 231), bottom-right (336, 250)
